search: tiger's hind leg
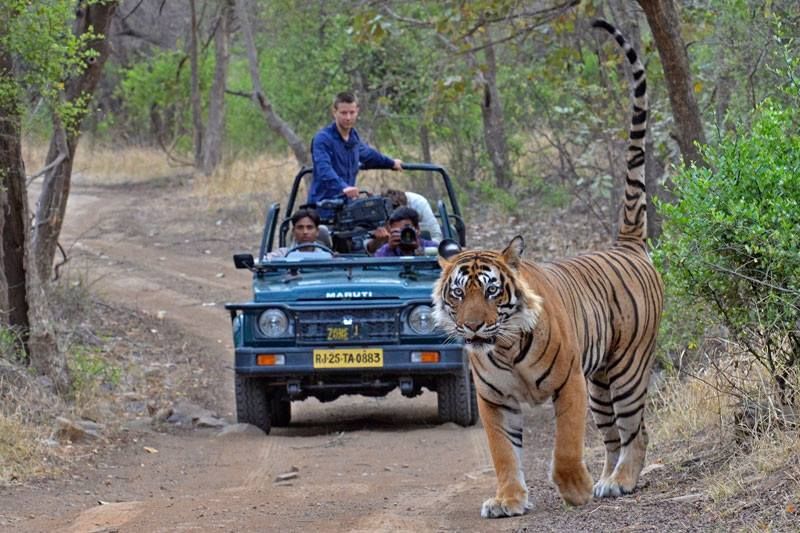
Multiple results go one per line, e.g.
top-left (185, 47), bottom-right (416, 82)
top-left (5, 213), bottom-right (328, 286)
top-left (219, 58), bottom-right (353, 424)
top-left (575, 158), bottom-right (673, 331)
top-left (588, 374), bottom-right (622, 495)
top-left (550, 365), bottom-right (594, 506)
top-left (593, 349), bottom-right (655, 498)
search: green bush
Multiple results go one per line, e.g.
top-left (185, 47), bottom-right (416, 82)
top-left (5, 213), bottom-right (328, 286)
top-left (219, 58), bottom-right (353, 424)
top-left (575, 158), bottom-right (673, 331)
top-left (69, 346), bottom-right (120, 398)
top-left (0, 328), bottom-right (24, 363)
top-left (654, 99), bottom-right (800, 398)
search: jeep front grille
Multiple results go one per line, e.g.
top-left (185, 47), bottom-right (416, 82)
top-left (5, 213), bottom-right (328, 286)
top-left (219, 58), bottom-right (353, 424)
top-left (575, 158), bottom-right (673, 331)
top-left (294, 308), bottom-right (399, 344)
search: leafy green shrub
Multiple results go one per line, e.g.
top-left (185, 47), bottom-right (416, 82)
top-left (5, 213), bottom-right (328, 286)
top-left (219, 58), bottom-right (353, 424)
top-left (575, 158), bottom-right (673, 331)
top-left (654, 99), bottom-right (800, 399)
top-left (116, 49), bottom-right (213, 149)
top-left (0, 328), bottom-right (23, 363)
top-left (69, 346), bottom-right (120, 399)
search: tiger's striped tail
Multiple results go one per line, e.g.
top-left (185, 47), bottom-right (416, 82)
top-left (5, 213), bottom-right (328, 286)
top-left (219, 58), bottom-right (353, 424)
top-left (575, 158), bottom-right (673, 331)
top-left (592, 19), bottom-right (648, 242)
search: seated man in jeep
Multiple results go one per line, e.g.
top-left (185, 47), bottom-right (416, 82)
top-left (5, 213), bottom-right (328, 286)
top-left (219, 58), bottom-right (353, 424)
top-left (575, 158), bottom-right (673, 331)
top-left (372, 206), bottom-right (438, 257)
top-left (267, 208), bottom-right (331, 259)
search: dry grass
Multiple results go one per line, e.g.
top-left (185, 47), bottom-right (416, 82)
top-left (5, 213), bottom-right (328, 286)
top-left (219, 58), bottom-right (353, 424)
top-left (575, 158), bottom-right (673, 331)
top-left (23, 140), bottom-right (445, 215)
top-left (22, 140), bottom-right (182, 186)
top-left (0, 272), bottom-right (121, 486)
top-left (190, 151), bottom-right (425, 217)
top-left (190, 152), bottom-right (299, 215)
top-left (651, 354), bottom-right (800, 525)
top-left (0, 361), bottom-right (63, 485)
top-left (0, 413), bottom-right (55, 484)
top-left (23, 143), bottom-right (306, 216)
top-left (652, 368), bottom-right (729, 446)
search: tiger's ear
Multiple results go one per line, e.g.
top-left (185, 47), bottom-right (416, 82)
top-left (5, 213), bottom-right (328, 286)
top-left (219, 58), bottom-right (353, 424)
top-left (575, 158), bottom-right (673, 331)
top-left (501, 235), bottom-right (524, 269)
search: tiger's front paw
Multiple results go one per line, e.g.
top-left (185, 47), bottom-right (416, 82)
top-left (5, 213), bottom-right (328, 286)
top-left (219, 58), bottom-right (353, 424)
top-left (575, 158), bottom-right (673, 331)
top-left (552, 462), bottom-right (593, 506)
top-left (480, 496), bottom-right (531, 518)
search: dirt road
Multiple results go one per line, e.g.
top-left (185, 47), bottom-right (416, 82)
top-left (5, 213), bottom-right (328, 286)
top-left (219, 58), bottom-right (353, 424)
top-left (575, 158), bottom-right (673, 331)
top-left (2, 176), bottom-right (709, 532)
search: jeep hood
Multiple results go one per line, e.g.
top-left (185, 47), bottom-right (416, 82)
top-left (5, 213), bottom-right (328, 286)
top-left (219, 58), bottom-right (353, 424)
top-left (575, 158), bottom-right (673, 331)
top-left (252, 270), bottom-right (439, 303)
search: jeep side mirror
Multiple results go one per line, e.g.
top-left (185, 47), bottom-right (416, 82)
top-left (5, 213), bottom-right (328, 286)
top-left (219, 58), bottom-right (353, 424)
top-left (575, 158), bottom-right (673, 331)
top-left (438, 239), bottom-right (461, 259)
top-left (233, 253), bottom-right (255, 269)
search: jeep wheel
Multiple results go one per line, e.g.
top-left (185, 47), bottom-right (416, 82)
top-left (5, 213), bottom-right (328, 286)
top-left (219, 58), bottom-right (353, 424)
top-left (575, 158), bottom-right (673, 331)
top-left (270, 397), bottom-right (291, 427)
top-left (437, 366), bottom-right (475, 427)
top-left (235, 375), bottom-right (271, 434)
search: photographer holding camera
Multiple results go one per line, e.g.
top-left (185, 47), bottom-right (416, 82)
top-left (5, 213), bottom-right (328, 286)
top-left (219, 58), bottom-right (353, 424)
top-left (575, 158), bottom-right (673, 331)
top-left (372, 206), bottom-right (438, 257)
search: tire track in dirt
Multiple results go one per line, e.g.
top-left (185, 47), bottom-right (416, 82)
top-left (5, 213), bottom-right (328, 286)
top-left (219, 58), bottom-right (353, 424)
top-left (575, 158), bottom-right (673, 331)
top-left (63, 193), bottom-right (248, 344)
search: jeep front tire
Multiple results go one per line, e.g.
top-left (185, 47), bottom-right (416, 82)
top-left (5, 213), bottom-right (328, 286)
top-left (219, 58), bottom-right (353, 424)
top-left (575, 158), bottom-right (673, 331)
top-left (437, 366), bottom-right (475, 426)
top-left (235, 375), bottom-right (271, 434)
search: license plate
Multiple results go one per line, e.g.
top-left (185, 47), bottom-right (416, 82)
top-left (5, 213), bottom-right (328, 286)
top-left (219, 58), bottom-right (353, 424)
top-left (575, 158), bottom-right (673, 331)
top-left (313, 348), bottom-right (383, 369)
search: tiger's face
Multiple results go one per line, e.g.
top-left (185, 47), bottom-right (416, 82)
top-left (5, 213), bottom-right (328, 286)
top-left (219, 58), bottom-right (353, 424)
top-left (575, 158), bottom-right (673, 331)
top-left (433, 236), bottom-right (542, 353)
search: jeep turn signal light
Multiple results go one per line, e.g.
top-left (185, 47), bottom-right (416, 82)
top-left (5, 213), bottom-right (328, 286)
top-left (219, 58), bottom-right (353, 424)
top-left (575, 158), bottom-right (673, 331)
top-left (411, 351), bottom-right (440, 363)
top-left (256, 354), bottom-right (285, 366)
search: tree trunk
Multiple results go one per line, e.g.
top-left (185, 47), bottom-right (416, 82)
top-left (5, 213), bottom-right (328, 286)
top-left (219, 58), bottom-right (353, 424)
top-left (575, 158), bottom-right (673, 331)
top-left (234, 0), bottom-right (310, 167)
top-left (478, 34), bottom-right (512, 189)
top-left (32, 1), bottom-right (118, 283)
top-left (0, 35), bottom-right (69, 391)
top-left (202, 0), bottom-right (233, 175)
top-left (636, 0), bottom-right (707, 167)
top-left (25, 274), bottom-right (69, 392)
top-left (351, 71), bottom-right (376, 147)
top-left (645, 135), bottom-right (667, 242)
top-left (0, 44), bottom-right (26, 333)
top-left (0, 169), bottom-right (7, 321)
top-left (418, 123), bottom-right (436, 198)
top-left (189, 0), bottom-right (204, 169)
top-left (28, 1), bottom-right (118, 393)
top-left (420, 123), bottom-right (432, 164)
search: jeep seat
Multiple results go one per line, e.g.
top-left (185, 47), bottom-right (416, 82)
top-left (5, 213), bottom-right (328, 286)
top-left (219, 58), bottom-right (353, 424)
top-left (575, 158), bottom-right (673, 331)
top-left (316, 225), bottom-right (332, 248)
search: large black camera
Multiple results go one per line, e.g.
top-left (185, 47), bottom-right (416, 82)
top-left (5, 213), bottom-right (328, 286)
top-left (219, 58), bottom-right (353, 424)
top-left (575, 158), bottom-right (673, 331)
top-left (399, 225), bottom-right (417, 247)
top-left (316, 195), bottom-right (393, 253)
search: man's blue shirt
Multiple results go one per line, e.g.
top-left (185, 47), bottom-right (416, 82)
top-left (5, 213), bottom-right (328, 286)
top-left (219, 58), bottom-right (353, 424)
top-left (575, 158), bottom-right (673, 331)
top-left (308, 122), bottom-right (395, 207)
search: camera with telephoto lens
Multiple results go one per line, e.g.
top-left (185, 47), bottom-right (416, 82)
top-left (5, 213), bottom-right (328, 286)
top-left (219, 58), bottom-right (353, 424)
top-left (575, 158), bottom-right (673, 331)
top-left (399, 225), bottom-right (417, 247)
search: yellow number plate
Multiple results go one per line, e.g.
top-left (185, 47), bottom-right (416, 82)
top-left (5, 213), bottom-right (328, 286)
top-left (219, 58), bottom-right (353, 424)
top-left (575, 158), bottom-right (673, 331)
top-left (313, 348), bottom-right (383, 369)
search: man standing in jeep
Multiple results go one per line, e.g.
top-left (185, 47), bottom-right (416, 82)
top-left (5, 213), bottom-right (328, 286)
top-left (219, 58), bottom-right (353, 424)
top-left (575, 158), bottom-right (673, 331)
top-left (309, 92), bottom-right (402, 213)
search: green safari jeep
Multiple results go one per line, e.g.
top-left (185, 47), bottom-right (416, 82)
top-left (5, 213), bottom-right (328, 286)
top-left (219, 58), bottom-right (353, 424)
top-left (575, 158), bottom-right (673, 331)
top-left (225, 164), bottom-right (476, 433)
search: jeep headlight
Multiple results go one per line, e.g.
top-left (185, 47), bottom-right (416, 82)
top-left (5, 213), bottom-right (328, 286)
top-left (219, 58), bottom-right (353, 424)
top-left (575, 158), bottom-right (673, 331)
top-left (408, 305), bottom-right (435, 335)
top-left (258, 309), bottom-right (289, 337)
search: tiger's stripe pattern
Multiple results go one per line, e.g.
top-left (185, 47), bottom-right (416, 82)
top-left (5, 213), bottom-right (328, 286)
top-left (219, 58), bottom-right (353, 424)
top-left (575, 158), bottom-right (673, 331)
top-left (432, 20), bottom-right (663, 518)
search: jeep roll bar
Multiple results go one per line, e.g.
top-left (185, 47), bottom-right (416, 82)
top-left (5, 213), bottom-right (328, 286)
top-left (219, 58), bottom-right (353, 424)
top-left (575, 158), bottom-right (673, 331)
top-left (279, 163), bottom-right (465, 249)
top-left (259, 203), bottom-right (280, 262)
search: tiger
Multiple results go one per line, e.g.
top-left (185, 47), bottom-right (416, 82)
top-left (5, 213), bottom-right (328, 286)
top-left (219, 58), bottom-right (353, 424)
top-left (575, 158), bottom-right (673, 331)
top-left (432, 19), bottom-right (663, 518)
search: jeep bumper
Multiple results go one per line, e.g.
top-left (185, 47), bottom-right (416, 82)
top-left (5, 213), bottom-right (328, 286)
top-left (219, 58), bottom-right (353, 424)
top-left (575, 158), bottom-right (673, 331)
top-left (234, 343), bottom-right (466, 376)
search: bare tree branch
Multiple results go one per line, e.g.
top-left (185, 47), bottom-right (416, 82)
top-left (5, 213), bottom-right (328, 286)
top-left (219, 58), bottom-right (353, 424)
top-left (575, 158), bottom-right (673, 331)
top-left (701, 260), bottom-right (800, 297)
top-left (225, 88), bottom-right (252, 99)
top-left (382, 1), bottom-right (579, 57)
top-left (26, 151), bottom-right (67, 185)
top-left (52, 241), bottom-right (68, 281)
top-left (234, 0), bottom-right (310, 167)
top-left (119, 0), bottom-right (146, 23)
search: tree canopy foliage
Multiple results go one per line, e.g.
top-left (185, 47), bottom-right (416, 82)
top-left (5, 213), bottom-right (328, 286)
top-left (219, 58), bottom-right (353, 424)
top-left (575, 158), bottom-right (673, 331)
top-left (2, 0), bottom-right (799, 394)
top-left (82, 0), bottom-right (795, 213)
